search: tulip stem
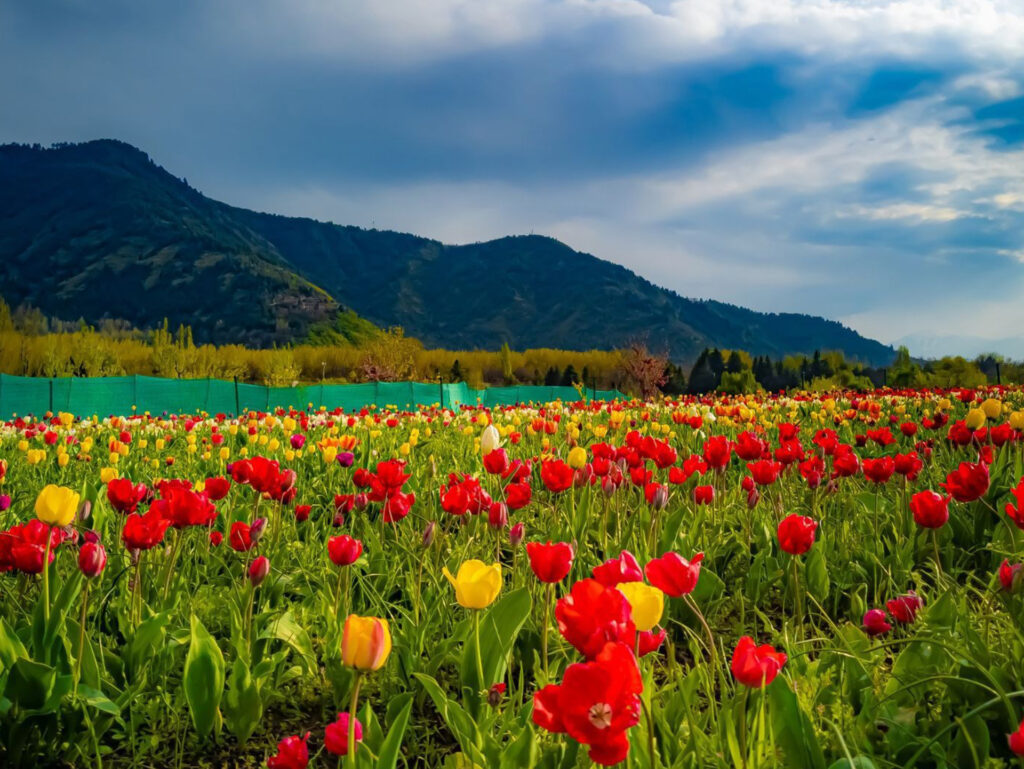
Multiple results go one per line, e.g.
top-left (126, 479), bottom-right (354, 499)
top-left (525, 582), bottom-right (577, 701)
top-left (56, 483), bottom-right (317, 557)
top-left (41, 526), bottom-right (53, 623)
top-left (541, 583), bottom-right (552, 681)
top-left (932, 529), bottom-right (943, 579)
top-left (347, 672), bottom-right (362, 769)
top-left (74, 580), bottom-right (90, 697)
top-left (161, 527), bottom-right (183, 601)
top-left (473, 609), bottom-right (485, 692)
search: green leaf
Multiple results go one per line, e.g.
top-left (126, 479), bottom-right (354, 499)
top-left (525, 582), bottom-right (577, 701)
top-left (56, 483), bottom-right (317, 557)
top-left (262, 611), bottom-right (317, 675)
top-left (460, 588), bottom-right (532, 708)
top-left (413, 673), bottom-right (486, 764)
top-left (183, 614), bottom-right (225, 738)
top-left (767, 679), bottom-right (826, 769)
top-left (805, 547), bottom-right (830, 602)
top-left (127, 611), bottom-right (170, 682)
top-left (499, 722), bottom-right (537, 769)
top-left (6, 657), bottom-right (57, 710)
top-left (223, 657), bottom-right (262, 743)
top-left (376, 693), bottom-right (414, 769)
top-left (827, 760), bottom-right (876, 769)
top-left (77, 684), bottom-right (122, 717)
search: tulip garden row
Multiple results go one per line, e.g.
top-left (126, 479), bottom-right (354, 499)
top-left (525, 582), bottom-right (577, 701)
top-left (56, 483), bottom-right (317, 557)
top-left (2, 388), bottom-right (1024, 768)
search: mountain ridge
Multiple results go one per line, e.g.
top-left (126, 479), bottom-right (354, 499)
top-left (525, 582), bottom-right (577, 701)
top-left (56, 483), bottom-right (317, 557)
top-left (0, 139), bottom-right (895, 365)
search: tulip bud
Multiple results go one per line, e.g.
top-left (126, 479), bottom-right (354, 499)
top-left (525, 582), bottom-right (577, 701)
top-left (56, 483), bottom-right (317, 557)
top-left (488, 502), bottom-right (509, 530)
top-left (487, 682), bottom-right (507, 708)
top-left (249, 555), bottom-right (270, 587)
top-left (509, 521), bottom-right (525, 547)
top-left (337, 451), bottom-right (355, 468)
top-left (0, 494), bottom-right (10, 512)
top-left (341, 615), bottom-right (392, 670)
top-left (290, 434), bottom-right (306, 450)
top-left (746, 487), bottom-right (760, 509)
top-left (83, 530), bottom-right (101, 544)
top-left (78, 542), bottom-right (107, 578)
top-left (651, 484), bottom-right (669, 511)
top-left (422, 521), bottom-right (436, 548)
top-left (249, 517), bottom-right (268, 543)
top-left (601, 476), bottom-right (617, 498)
top-left (353, 493), bottom-right (369, 511)
top-left (333, 511), bottom-right (346, 528)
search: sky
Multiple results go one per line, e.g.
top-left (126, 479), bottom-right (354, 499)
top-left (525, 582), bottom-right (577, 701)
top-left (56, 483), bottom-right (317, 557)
top-left (2, 0), bottom-right (1024, 355)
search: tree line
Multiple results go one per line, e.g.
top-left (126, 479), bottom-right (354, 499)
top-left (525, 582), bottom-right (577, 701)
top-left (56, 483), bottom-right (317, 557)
top-left (0, 299), bottom-right (1018, 394)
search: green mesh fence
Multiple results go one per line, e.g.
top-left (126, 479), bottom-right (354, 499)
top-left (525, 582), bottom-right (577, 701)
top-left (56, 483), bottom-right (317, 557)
top-left (0, 374), bottom-right (626, 418)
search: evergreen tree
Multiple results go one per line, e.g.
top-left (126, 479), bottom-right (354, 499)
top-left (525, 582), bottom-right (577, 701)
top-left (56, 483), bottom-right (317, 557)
top-left (560, 364), bottom-right (579, 386)
top-left (544, 366), bottom-right (560, 386)
top-left (450, 359), bottom-right (463, 382)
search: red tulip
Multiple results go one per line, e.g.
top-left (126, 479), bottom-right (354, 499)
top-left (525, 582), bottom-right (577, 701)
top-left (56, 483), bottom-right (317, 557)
top-left (592, 551), bottom-right (643, 587)
top-left (1009, 717), bottom-right (1024, 756)
top-left (777, 514), bottom-right (817, 555)
top-left (702, 436), bottom-right (732, 470)
top-left (204, 477), bottom-right (231, 501)
top-left (731, 636), bottom-right (786, 688)
top-left (886, 591), bottom-right (922, 623)
top-left (644, 552), bottom-right (703, 597)
top-left (541, 460), bottom-right (574, 493)
top-left (533, 641), bottom-right (642, 766)
top-left (324, 713), bottom-right (362, 757)
top-left (249, 556), bottom-right (270, 587)
top-left (1000, 559), bottom-right (1023, 592)
top-left (526, 541), bottom-right (574, 583)
top-left (862, 456), bottom-right (895, 485)
top-left (106, 478), bottom-right (148, 514)
top-left (693, 485), bottom-right (714, 505)
top-left (893, 452), bottom-right (923, 480)
top-left (831, 446), bottom-right (861, 478)
top-left (1006, 479), bottom-right (1024, 530)
top-left (267, 732), bottom-right (310, 769)
top-left (328, 535), bottom-right (363, 566)
top-left (505, 481), bottom-right (532, 510)
top-left (862, 609), bottom-right (891, 637)
top-left (941, 461), bottom-right (989, 503)
top-left (209, 530), bottom-right (223, 546)
top-left (910, 490), bottom-right (949, 529)
top-left (556, 579), bottom-right (637, 659)
top-left (122, 509), bottom-right (171, 551)
top-left (381, 491), bottom-right (415, 523)
top-left (78, 541), bottom-right (107, 578)
top-left (509, 521), bottom-right (525, 547)
top-left (151, 481), bottom-right (217, 529)
top-left (229, 521), bottom-right (255, 552)
top-left (294, 504), bottom-right (311, 522)
top-left (483, 448), bottom-right (510, 475)
top-left (747, 459), bottom-right (782, 486)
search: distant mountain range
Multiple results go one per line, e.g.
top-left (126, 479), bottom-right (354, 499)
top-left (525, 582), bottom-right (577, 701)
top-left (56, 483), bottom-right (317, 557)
top-left (894, 334), bottom-right (1024, 361)
top-left (0, 140), bottom-right (896, 365)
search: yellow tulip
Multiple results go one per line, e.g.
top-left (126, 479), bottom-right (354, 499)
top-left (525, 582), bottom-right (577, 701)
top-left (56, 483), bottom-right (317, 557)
top-left (341, 615), bottom-right (392, 670)
top-left (965, 408), bottom-right (986, 430)
top-left (1010, 411), bottom-right (1024, 430)
top-left (618, 582), bottom-right (665, 632)
top-left (35, 485), bottom-right (80, 528)
top-left (443, 560), bottom-right (502, 609)
top-left (567, 446), bottom-right (588, 469)
top-left (981, 398), bottom-right (1002, 420)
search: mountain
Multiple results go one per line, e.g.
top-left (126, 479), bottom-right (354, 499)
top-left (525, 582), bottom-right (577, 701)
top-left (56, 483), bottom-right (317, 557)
top-left (0, 140), bottom-right (895, 365)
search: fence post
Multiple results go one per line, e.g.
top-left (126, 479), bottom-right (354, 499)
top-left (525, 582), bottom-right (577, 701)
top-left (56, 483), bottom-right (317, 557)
top-left (48, 378), bottom-right (54, 415)
top-left (234, 377), bottom-right (240, 416)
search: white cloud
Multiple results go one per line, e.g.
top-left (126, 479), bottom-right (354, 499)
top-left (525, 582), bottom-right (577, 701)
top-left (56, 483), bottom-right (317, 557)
top-left (202, 0), bottom-right (1024, 68)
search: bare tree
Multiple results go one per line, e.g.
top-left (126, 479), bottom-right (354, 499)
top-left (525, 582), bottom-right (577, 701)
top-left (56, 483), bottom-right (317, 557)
top-left (621, 340), bottom-right (668, 399)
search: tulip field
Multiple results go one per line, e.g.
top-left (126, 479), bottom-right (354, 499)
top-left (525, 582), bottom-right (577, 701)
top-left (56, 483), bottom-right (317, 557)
top-left (5, 390), bottom-right (1024, 769)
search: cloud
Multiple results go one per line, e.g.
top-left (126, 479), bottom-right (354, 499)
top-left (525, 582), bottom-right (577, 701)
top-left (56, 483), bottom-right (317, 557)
top-left (2, 0), bottom-right (1024, 354)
